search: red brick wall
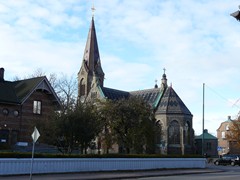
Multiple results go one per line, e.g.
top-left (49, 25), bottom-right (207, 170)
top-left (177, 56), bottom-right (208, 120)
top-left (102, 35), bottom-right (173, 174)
top-left (0, 90), bottom-right (58, 144)
top-left (216, 121), bottom-right (240, 155)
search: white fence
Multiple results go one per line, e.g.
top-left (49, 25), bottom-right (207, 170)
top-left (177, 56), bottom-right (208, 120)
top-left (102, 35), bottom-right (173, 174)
top-left (0, 158), bottom-right (206, 175)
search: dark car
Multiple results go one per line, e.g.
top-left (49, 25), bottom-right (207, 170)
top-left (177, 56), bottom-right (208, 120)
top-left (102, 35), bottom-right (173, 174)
top-left (214, 154), bottom-right (240, 166)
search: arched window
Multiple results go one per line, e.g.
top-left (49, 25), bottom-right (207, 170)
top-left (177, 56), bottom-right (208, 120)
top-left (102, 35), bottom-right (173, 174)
top-left (184, 122), bottom-right (190, 144)
top-left (168, 120), bottom-right (180, 144)
top-left (155, 120), bottom-right (162, 146)
top-left (80, 78), bottom-right (85, 96)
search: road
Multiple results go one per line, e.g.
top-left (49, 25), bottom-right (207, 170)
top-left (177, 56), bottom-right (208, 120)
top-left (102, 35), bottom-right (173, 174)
top-left (137, 163), bottom-right (240, 180)
top-left (138, 172), bottom-right (240, 180)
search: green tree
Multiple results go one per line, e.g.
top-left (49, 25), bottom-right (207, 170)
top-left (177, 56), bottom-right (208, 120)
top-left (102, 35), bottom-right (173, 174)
top-left (97, 100), bottom-right (117, 154)
top-left (99, 97), bottom-right (158, 154)
top-left (54, 102), bottom-right (102, 154)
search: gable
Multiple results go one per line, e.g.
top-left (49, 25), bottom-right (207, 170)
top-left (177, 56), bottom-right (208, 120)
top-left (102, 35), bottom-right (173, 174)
top-left (0, 76), bottom-right (61, 107)
top-left (14, 77), bottom-right (45, 103)
top-left (155, 86), bottom-right (192, 115)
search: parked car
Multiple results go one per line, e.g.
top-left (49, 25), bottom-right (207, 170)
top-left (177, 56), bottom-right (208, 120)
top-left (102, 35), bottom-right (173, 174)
top-left (214, 154), bottom-right (240, 166)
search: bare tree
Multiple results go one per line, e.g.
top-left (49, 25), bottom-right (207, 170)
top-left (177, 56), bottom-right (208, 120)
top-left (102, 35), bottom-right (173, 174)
top-left (27, 68), bottom-right (46, 78)
top-left (55, 73), bottom-right (78, 112)
top-left (226, 116), bottom-right (240, 151)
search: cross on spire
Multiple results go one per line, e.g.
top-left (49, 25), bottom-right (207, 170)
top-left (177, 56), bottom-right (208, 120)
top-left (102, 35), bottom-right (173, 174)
top-left (91, 1), bottom-right (96, 17)
top-left (163, 68), bottom-right (166, 74)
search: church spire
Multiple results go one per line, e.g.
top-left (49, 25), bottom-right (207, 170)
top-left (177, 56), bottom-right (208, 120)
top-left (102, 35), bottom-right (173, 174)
top-left (83, 17), bottom-right (100, 73)
top-left (77, 9), bottom-right (105, 102)
top-left (91, 1), bottom-right (95, 18)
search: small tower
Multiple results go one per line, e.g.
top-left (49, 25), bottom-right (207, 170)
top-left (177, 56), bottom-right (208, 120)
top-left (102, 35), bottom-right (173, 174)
top-left (161, 68), bottom-right (168, 90)
top-left (78, 11), bottom-right (105, 103)
top-left (154, 79), bottom-right (158, 88)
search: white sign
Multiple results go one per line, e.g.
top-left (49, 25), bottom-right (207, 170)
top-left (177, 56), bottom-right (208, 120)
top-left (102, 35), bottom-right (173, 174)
top-left (31, 127), bottom-right (40, 143)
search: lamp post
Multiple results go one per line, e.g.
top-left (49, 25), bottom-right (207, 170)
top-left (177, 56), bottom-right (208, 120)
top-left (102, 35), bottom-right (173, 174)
top-left (231, 6), bottom-right (240, 21)
top-left (202, 83), bottom-right (205, 156)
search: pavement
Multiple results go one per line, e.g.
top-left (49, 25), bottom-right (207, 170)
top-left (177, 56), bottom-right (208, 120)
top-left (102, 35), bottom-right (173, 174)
top-left (0, 167), bottom-right (223, 180)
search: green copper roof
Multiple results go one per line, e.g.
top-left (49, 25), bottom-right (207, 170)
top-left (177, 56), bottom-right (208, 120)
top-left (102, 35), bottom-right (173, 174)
top-left (195, 130), bottom-right (217, 140)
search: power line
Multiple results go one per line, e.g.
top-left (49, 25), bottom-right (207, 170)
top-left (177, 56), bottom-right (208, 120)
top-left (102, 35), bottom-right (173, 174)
top-left (205, 84), bottom-right (240, 109)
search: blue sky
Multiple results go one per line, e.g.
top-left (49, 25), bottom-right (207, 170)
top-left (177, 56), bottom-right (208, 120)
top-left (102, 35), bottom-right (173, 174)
top-left (1, 0), bottom-right (240, 136)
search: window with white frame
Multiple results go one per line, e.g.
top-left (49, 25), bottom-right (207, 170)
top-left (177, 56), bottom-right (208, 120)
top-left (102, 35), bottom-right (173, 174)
top-left (222, 131), bottom-right (226, 139)
top-left (33, 100), bottom-right (42, 114)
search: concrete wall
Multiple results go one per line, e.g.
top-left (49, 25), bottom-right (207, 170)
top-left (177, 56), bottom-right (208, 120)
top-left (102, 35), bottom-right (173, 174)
top-left (0, 158), bottom-right (206, 175)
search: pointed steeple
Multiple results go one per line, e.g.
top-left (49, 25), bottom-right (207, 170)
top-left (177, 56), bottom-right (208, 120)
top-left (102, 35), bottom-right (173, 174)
top-left (82, 17), bottom-right (104, 76)
top-left (78, 16), bottom-right (105, 102)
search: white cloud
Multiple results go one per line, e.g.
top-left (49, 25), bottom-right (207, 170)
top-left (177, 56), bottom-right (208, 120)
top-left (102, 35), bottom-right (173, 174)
top-left (1, 0), bottom-right (240, 136)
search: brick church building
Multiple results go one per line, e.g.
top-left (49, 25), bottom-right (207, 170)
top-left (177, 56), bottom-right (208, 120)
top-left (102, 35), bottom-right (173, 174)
top-left (77, 17), bottom-right (195, 155)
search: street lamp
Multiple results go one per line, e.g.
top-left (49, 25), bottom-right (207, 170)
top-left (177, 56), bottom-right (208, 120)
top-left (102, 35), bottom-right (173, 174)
top-left (231, 6), bottom-right (240, 21)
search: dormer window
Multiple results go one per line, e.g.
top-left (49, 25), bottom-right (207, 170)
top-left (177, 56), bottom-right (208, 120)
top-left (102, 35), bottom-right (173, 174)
top-left (33, 100), bottom-right (42, 114)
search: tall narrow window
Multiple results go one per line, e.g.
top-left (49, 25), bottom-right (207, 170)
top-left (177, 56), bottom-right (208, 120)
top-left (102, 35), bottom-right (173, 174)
top-left (33, 100), bottom-right (42, 114)
top-left (80, 78), bottom-right (85, 96)
top-left (184, 122), bottom-right (190, 144)
top-left (168, 120), bottom-right (180, 144)
top-left (221, 131), bottom-right (225, 139)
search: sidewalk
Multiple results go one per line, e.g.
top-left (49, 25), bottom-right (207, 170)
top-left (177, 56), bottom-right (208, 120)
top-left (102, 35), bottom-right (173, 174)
top-left (1, 168), bottom-right (223, 180)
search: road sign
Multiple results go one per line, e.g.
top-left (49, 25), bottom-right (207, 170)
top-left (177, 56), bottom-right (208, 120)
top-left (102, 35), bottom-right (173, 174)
top-left (31, 127), bottom-right (40, 143)
top-left (30, 127), bottom-right (40, 180)
top-left (217, 146), bottom-right (222, 151)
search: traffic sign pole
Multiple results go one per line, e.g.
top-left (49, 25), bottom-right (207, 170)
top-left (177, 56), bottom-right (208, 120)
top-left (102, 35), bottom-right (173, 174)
top-left (30, 127), bottom-right (40, 180)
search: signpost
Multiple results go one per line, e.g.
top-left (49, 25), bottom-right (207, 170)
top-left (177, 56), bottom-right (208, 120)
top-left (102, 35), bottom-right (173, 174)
top-left (30, 127), bottom-right (40, 180)
top-left (217, 146), bottom-right (222, 158)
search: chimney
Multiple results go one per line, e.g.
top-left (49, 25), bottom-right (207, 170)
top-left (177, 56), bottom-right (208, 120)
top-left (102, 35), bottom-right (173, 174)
top-left (228, 116), bottom-right (231, 121)
top-left (0, 67), bottom-right (4, 82)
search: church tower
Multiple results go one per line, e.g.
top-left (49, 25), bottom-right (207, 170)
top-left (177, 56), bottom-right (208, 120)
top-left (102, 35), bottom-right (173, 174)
top-left (78, 17), bottom-right (105, 103)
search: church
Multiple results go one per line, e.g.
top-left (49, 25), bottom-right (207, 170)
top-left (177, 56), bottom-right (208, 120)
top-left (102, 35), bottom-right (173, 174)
top-left (77, 16), bottom-right (195, 155)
